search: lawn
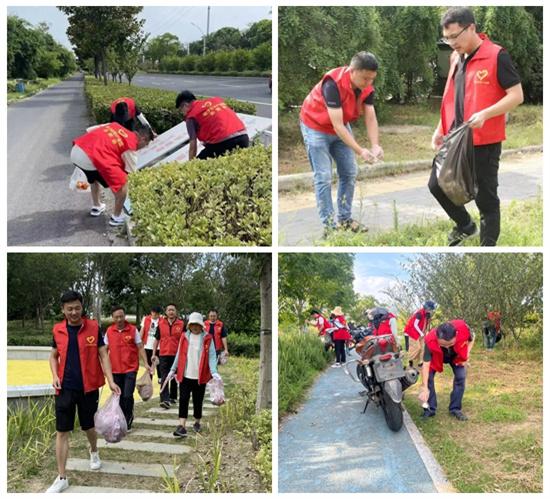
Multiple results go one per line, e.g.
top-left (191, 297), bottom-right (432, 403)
top-left (322, 195), bottom-right (542, 247)
top-left (7, 77), bottom-right (63, 103)
top-left (279, 104), bottom-right (542, 175)
top-left (403, 344), bottom-right (542, 492)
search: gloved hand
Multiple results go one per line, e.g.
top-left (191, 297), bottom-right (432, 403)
top-left (212, 373), bottom-right (222, 381)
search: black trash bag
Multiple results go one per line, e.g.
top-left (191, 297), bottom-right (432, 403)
top-left (434, 123), bottom-right (477, 206)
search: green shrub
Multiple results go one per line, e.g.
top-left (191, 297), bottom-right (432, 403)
top-left (231, 49), bottom-right (253, 71)
top-left (214, 51), bottom-right (232, 72)
top-left (84, 77), bottom-right (256, 134)
top-left (228, 333), bottom-right (261, 357)
top-left (128, 145), bottom-right (272, 246)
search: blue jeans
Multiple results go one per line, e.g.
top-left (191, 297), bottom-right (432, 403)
top-left (427, 363), bottom-right (466, 414)
top-left (300, 121), bottom-right (357, 227)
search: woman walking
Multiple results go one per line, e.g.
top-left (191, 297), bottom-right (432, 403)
top-left (331, 306), bottom-right (351, 368)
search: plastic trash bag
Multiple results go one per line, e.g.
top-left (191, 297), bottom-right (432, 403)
top-left (69, 167), bottom-right (91, 193)
top-left (136, 370), bottom-right (153, 401)
top-left (94, 394), bottom-right (127, 443)
top-left (207, 376), bottom-right (225, 406)
top-left (434, 123), bottom-right (476, 206)
top-left (218, 351), bottom-right (228, 365)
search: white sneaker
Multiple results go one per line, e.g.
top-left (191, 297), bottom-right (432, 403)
top-left (90, 203), bottom-right (106, 217)
top-left (109, 214), bottom-right (126, 227)
top-left (46, 475), bottom-right (69, 493)
top-left (331, 363), bottom-right (341, 368)
top-left (89, 450), bottom-right (101, 470)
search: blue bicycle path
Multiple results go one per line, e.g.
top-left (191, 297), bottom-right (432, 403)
top-left (278, 366), bottom-right (437, 493)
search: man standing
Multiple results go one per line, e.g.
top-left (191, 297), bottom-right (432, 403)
top-left (151, 303), bottom-right (184, 409)
top-left (404, 301), bottom-right (436, 368)
top-left (140, 306), bottom-right (162, 380)
top-left (204, 309), bottom-right (229, 362)
top-left (300, 51), bottom-right (383, 235)
top-left (104, 306), bottom-right (151, 430)
top-left (419, 319), bottom-right (475, 421)
top-left (175, 90), bottom-right (249, 160)
top-left (47, 291), bottom-right (121, 493)
top-left (429, 7), bottom-right (523, 246)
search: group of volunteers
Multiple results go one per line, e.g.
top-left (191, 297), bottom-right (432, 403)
top-left (300, 6), bottom-right (524, 246)
top-left (70, 90), bottom-right (250, 227)
top-left (47, 290), bottom-right (230, 493)
top-left (311, 299), bottom-right (503, 424)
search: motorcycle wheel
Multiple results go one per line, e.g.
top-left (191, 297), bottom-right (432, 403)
top-left (357, 364), bottom-right (369, 389)
top-left (382, 391), bottom-right (403, 432)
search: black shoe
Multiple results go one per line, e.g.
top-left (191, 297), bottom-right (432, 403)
top-left (450, 410), bottom-right (469, 421)
top-left (160, 401), bottom-right (170, 409)
top-left (448, 222), bottom-right (478, 246)
top-left (338, 218), bottom-right (368, 233)
top-left (193, 422), bottom-right (201, 433)
top-left (173, 425), bottom-right (187, 437)
top-left (170, 399), bottom-right (177, 404)
top-left (422, 409), bottom-right (436, 419)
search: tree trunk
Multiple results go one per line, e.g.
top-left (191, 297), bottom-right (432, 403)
top-left (94, 54), bottom-right (100, 79)
top-left (101, 53), bottom-right (108, 86)
top-left (256, 256), bottom-right (272, 413)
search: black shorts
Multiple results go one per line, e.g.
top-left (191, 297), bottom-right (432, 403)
top-left (55, 388), bottom-right (99, 432)
top-left (75, 166), bottom-right (109, 189)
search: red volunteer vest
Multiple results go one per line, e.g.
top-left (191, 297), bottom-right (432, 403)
top-left (73, 123), bottom-right (139, 191)
top-left (186, 97), bottom-right (246, 144)
top-left (315, 315), bottom-right (331, 336)
top-left (441, 35), bottom-right (507, 146)
top-left (157, 317), bottom-right (184, 356)
top-left (300, 66), bottom-right (375, 135)
top-left (106, 322), bottom-right (139, 374)
top-left (141, 315), bottom-right (153, 345)
top-left (487, 310), bottom-right (502, 331)
top-left (404, 309), bottom-right (429, 341)
top-left (373, 313), bottom-right (396, 336)
top-left (332, 314), bottom-right (352, 341)
top-left (175, 333), bottom-right (213, 385)
top-left (52, 318), bottom-right (105, 394)
top-left (204, 320), bottom-right (224, 351)
top-left (425, 319), bottom-right (471, 372)
top-left (110, 97), bottom-right (137, 119)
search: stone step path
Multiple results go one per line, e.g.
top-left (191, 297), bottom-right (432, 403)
top-left (130, 428), bottom-right (180, 439)
top-left (97, 439), bottom-right (191, 455)
top-left (66, 458), bottom-right (174, 477)
top-left (65, 485), bottom-right (152, 493)
top-left (146, 407), bottom-right (217, 416)
top-left (133, 416), bottom-right (191, 427)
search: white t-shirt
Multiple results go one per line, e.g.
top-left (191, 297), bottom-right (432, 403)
top-left (140, 317), bottom-right (159, 350)
top-left (185, 333), bottom-right (202, 380)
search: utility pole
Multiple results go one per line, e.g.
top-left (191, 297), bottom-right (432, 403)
top-left (204, 6), bottom-right (211, 56)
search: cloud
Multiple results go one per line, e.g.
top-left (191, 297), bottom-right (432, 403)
top-left (354, 275), bottom-right (398, 303)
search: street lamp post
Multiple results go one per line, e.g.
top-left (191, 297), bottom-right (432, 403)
top-left (191, 6), bottom-right (210, 56)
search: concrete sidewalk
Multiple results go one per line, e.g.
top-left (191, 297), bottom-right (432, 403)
top-left (278, 151), bottom-right (542, 246)
top-left (279, 366), bottom-right (449, 493)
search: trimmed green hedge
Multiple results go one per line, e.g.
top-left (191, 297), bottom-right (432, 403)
top-left (128, 145), bottom-right (272, 246)
top-left (228, 332), bottom-right (261, 358)
top-left (146, 69), bottom-right (271, 78)
top-left (84, 77), bottom-right (256, 134)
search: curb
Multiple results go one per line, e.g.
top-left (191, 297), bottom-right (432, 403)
top-left (403, 409), bottom-right (456, 493)
top-left (278, 145), bottom-right (543, 192)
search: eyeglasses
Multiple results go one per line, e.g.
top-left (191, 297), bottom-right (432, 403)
top-left (440, 24), bottom-right (470, 44)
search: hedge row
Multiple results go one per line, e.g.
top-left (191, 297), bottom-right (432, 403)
top-left (228, 332), bottom-right (261, 358)
top-left (128, 145), bottom-right (272, 246)
top-left (147, 69), bottom-right (270, 78)
top-left (84, 77), bottom-right (256, 134)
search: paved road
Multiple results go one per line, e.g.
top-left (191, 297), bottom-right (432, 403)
top-left (132, 73), bottom-right (272, 117)
top-left (279, 366), bottom-right (437, 493)
top-left (7, 75), bottom-right (126, 246)
top-left (279, 152), bottom-right (542, 246)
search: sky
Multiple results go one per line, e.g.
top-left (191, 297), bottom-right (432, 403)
top-left (7, 6), bottom-right (272, 49)
top-left (353, 253), bottom-right (420, 303)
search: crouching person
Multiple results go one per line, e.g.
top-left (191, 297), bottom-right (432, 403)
top-left (169, 312), bottom-right (220, 437)
top-left (419, 319), bottom-right (475, 421)
top-left (47, 290), bottom-right (121, 493)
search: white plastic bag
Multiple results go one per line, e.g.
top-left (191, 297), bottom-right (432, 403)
top-left (218, 351), bottom-right (228, 365)
top-left (207, 376), bottom-right (225, 406)
top-left (69, 167), bottom-right (91, 193)
top-left (94, 393), bottom-right (127, 443)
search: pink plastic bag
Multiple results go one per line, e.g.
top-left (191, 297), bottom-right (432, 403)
top-left (207, 376), bottom-right (225, 406)
top-left (94, 394), bottom-right (128, 443)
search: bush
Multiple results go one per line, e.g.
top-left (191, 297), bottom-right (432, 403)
top-left (180, 54), bottom-right (198, 72)
top-left (228, 333), bottom-right (261, 357)
top-left (232, 49), bottom-right (253, 71)
top-left (252, 42), bottom-right (272, 71)
top-left (128, 145), bottom-right (272, 246)
top-left (214, 51), bottom-right (232, 72)
top-left (84, 77), bottom-right (256, 134)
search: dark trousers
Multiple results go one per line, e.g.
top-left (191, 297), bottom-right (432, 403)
top-left (112, 371), bottom-right (137, 427)
top-left (159, 355), bottom-right (178, 403)
top-left (145, 348), bottom-right (162, 380)
top-left (404, 335), bottom-right (410, 351)
top-left (427, 363), bottom-right (466, 414)
top-left (178, 377), bottom-right (207, 419)
top-left (334, 339), bottom-right (346, 363)
top-left (197, 134), bottom-right (250, 160)
top-left (428, 142), bottom-right (502, 246)
top-left (483, 326), bottom-right (497, 349)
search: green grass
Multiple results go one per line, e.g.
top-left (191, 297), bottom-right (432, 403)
top-left (402, 344), bottom-right (542, 492)
top-left (321, 195), bottom-right (542, 247)
top-left (7, 78), bottom-right (63, 103)
top-left (279, 104), bottom-right (542, 175)
top-left (278, 325), bottom-right (331, 417)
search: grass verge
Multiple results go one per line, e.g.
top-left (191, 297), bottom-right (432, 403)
top-left (8, 77), bottom-right (63, 103)
top-left (402, 344), bottom-right (542, 492)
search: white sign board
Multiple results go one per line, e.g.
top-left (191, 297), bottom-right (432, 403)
top-left (136, 121), bottom-right (189, 170)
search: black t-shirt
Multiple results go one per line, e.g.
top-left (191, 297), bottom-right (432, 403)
top-left (208, 322), bottom-right (228, 340)
top-left (322, 77), bottom-right (375, 109)
top-left (52, 322), bottom-right (104, 391)
top-left (453, 48), bottom-right (521, 128)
